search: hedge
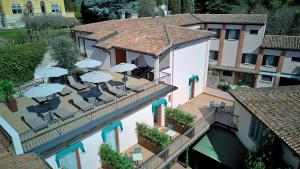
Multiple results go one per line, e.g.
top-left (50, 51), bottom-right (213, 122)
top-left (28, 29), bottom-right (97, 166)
top-left (166, 107), bottom-right (196, 129)
top-left (99, 144), bottom-right (134, 169)
top-left (136, 123), bottom-right (170, 149)
top-left (168, 0), bottom-right (181, 14)
top-left (0, 41), bottom-right (47, 83)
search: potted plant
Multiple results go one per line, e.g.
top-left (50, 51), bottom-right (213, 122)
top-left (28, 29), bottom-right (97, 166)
top-left (0, 80), bottom-right (17, 112)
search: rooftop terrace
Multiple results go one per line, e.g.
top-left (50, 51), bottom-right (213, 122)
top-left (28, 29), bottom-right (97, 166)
top-left (0, 72), bottom-right (175, 154)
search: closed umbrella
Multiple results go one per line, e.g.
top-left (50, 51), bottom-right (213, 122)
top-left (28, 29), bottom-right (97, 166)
top-left (75, 59), bottom-right (102, 69)
top-left (24, 83), bottom-right (65, 124)
top-left (35, 67), bottom-right (68, 79)
top-left (110, 63), bottom-right (137, 84)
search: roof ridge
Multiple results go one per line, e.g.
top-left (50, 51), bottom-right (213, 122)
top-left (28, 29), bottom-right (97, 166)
top-left (163, 24), bottom-right (172, 45)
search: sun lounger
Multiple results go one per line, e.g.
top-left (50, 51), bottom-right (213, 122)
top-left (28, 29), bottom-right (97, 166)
top-left (22, 112), bottom-right (48, 131)
top-left (70, 94), bottom-right (93, 111)
top-left (97, 86), bottom-right (115, 103)
top-left (54, 107), bottom-right (74, 120)
top-left (125, 83), bottom-right (144, 92)
top-left (59, 86), bottom-right (72, 96)
top-left (67, 76), bottom-right (88, 91)
top-left (104, 82), bottom-right (127, 97)
top-left (33, 97), bottom-right (47, 103)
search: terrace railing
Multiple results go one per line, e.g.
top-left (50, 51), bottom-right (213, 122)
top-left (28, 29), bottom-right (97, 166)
top-left (137, 110), bottom-right (238, 169)
top-left (19, 74), bottom-right (173, 153)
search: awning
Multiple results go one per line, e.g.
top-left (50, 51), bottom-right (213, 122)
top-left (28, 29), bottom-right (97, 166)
top-left (189, 75), bottom-right (199, 85)
top-left (55, 142), bottom-right (85, 167)
top-left (101, 121), bottom-right (123, 142)
top-left (152, 98), bottom-right (167, 113)
top-left (192, 127), bottom-right (246, 169)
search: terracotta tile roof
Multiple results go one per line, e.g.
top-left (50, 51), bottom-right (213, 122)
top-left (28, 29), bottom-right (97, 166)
top-left (73, 14), bottom-right (214, 56)
top-left (81, 30), bottom-right (117, 41)
top-left (229, 86), bottom-right (300, 156)
top-left (261, 35), bottom-right (300, 51)
top-left (193, 14), bottom-right (267, 25)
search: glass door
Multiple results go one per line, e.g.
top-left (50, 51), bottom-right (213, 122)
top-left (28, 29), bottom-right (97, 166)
top-left (60, 151), bottom-right (78, 169)
top-left (106, 129), bottom-right (117, 151)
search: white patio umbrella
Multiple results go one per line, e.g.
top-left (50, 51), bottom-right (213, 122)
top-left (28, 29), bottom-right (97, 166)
top-left (24, 83), bottom-right (65, 98)
top-left (110, 63), bottom-right (137, 84)
top-left (75, 59), bottom-right (102, 69)
top-left (24, 83), bottom-right (65, 124)
top-left (35, 67), bottom-right (68, 79)
top-left (80, 71), bottom-right (113, 84)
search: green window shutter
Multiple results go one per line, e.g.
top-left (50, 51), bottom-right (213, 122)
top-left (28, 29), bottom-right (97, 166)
top-left (55, 142), bottom-right (85, 168)
top-left (101, 121), bottom-right (123, 142)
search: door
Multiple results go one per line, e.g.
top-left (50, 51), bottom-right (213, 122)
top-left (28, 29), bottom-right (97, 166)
top-left (40, 1), bottom-right (46, 14)
top-left (115, 49), bottom-right (126, 64)
top-left (106, 130), bottom-right (117, 151)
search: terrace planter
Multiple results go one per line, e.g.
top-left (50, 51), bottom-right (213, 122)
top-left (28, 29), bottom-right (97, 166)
top-left (6, 99), bottom-right (18, 112)
top-left (166, 118), bottom-right (189, 134)
top-left (101, 163), bottom-right (113, 169)
top-left (138, 135), bottom-right (162, 154)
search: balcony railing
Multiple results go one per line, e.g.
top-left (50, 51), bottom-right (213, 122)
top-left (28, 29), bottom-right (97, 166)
top-left (138, 110), bottom-right (238, 169)
top-left (19, 74), bottom-right (174, 153)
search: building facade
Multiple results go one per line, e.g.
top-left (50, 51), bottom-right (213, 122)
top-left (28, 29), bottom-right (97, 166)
top-left (0, 0), bottom-right (74, 28)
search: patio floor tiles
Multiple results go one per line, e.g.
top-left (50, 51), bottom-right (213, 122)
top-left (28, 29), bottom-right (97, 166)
top-left (122, 143), bottom-right (154, 165)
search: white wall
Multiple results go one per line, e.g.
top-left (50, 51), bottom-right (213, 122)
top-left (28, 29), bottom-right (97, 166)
top-left (222, 25), bottom-right (242, 67)
top-left (282, 51), bottom-right (300, 74)
top-left (46, 103), bottom-right (154, 169)
top-left (233, 102), bottom-right (256, 149)
top-left (281, 143), bottom-right (300, 169)
top-left (207, 24), bottom-right (222, 51)
top-left (171, 38), bottom-right (210, 107)
top-left (243, 25), bottom-right (265, 53)
top-left (85, 40), bottom-right (111, 70)
top-left (0, 116), bottom-right (23, 155)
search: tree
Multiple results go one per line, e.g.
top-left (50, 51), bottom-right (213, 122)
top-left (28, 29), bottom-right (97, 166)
top-left (205, 0), bottom-right (239, 14)
top-left (169, 0), bottom-right (181, 14)
top-left (182, 0), bottom-right (195, 13)
top-left (267, 6), bottom-right (298, 35)
top-left (81, 0), bottom-right (138, 23)
top-left (50, 36), bottom-right (79, 70)
top-left (138, 0), bottom-right (157, 17)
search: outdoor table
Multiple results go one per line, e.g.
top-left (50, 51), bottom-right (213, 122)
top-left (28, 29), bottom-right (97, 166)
top-left (166, 130), bottom-right (176, 140)
top-left (132, 153), bottom-right (143, 166)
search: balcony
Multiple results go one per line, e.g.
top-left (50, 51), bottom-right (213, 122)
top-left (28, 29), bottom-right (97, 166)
top-left (134, 93), bottom-right (238, 169)
top-left (0, 73), bottom-right (175, 154)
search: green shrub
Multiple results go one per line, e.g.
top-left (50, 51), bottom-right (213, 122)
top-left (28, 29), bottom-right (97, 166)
top-left (217, 82), bottom-right (231, 91)
top-left (99, 144), bottom-right (134, 169)
top-left (0, 41), bottom-right (47, 83)
top-left (165, 107), bottom-right (196, 129)
top-left (0, 80), bottom-right (15, 101)
top-left (136, 123), bottom-right (170, 149)
top-left (168, 0), bottom-right (181, 14)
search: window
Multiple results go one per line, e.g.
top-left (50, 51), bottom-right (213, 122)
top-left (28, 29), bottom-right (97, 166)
top-left (261, 75), bottom-right (273, 82)
top-left (225, 29), bottom-right (240, 40)
top-left (291, 57), bottom-right (300, 62)
top-left (11, 4), bottom-right (22, 14)
top-left (262, 55), bottom-right (279, 67)
top-left (250, 30), bottom-right (258, 35)
top-left (242, 53), bottom-right (257, 64)
top-left (249, 116), bottom-right (265, 144)
top-left (51, 3), bottom-right (59, 13)
top-left (60, 151), bottom-right (80, 169)
top-left (78, 37), bottom-right (86, 55)
top-left (223, 71), bottom-right (232, 76)
top-left (209, 50), bottom-right (218, 61)
top-left (208, 28), bottom-right (221, 39)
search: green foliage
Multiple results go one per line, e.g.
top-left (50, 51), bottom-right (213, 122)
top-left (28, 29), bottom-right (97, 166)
top-left (99, 144), bottom-right (134, 169)
top-left (64, 0), bottom-right (76, 12)
top-left (81, 0), bottom-right (138, 22)
top-left (136, 123), bottom-right (170, 149)
top-left (50, 36), bottom-right (79, 70)
top-left (0, 80), bottom-right (15, 101)
top-left (205, 0), bottom-right (239, 13)
top-left (182, 0), bottom-right (195, 13)
top-left (0, 41), bottom-right (47, 83)
top-left (168, 0), bottom-right (181, 14)
top-left (217, 82), bottom-right (231, 91)
top-left (165, 107), bottom-right (196, 129)
top-left (138, 0), bottom-right (157, 17)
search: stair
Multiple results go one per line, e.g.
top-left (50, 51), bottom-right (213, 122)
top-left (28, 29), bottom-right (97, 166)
top-left (0, 143), bottom-right (51, 169)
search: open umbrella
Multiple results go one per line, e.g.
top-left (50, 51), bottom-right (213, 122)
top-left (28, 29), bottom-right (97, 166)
top-left (35, 67), bottom-right (68, 79)
top-left (110, 63), bottom-right (137, 84)
top-left (75, 59), bottom-right (102, 69)
top-left (24, 83), bottom-right (65, 124)
top-left (80, 71), bottom-right (113, 84)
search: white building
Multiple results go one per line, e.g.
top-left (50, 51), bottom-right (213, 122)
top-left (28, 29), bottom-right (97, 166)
top-left (229, 86), bottom-right (300, 169)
